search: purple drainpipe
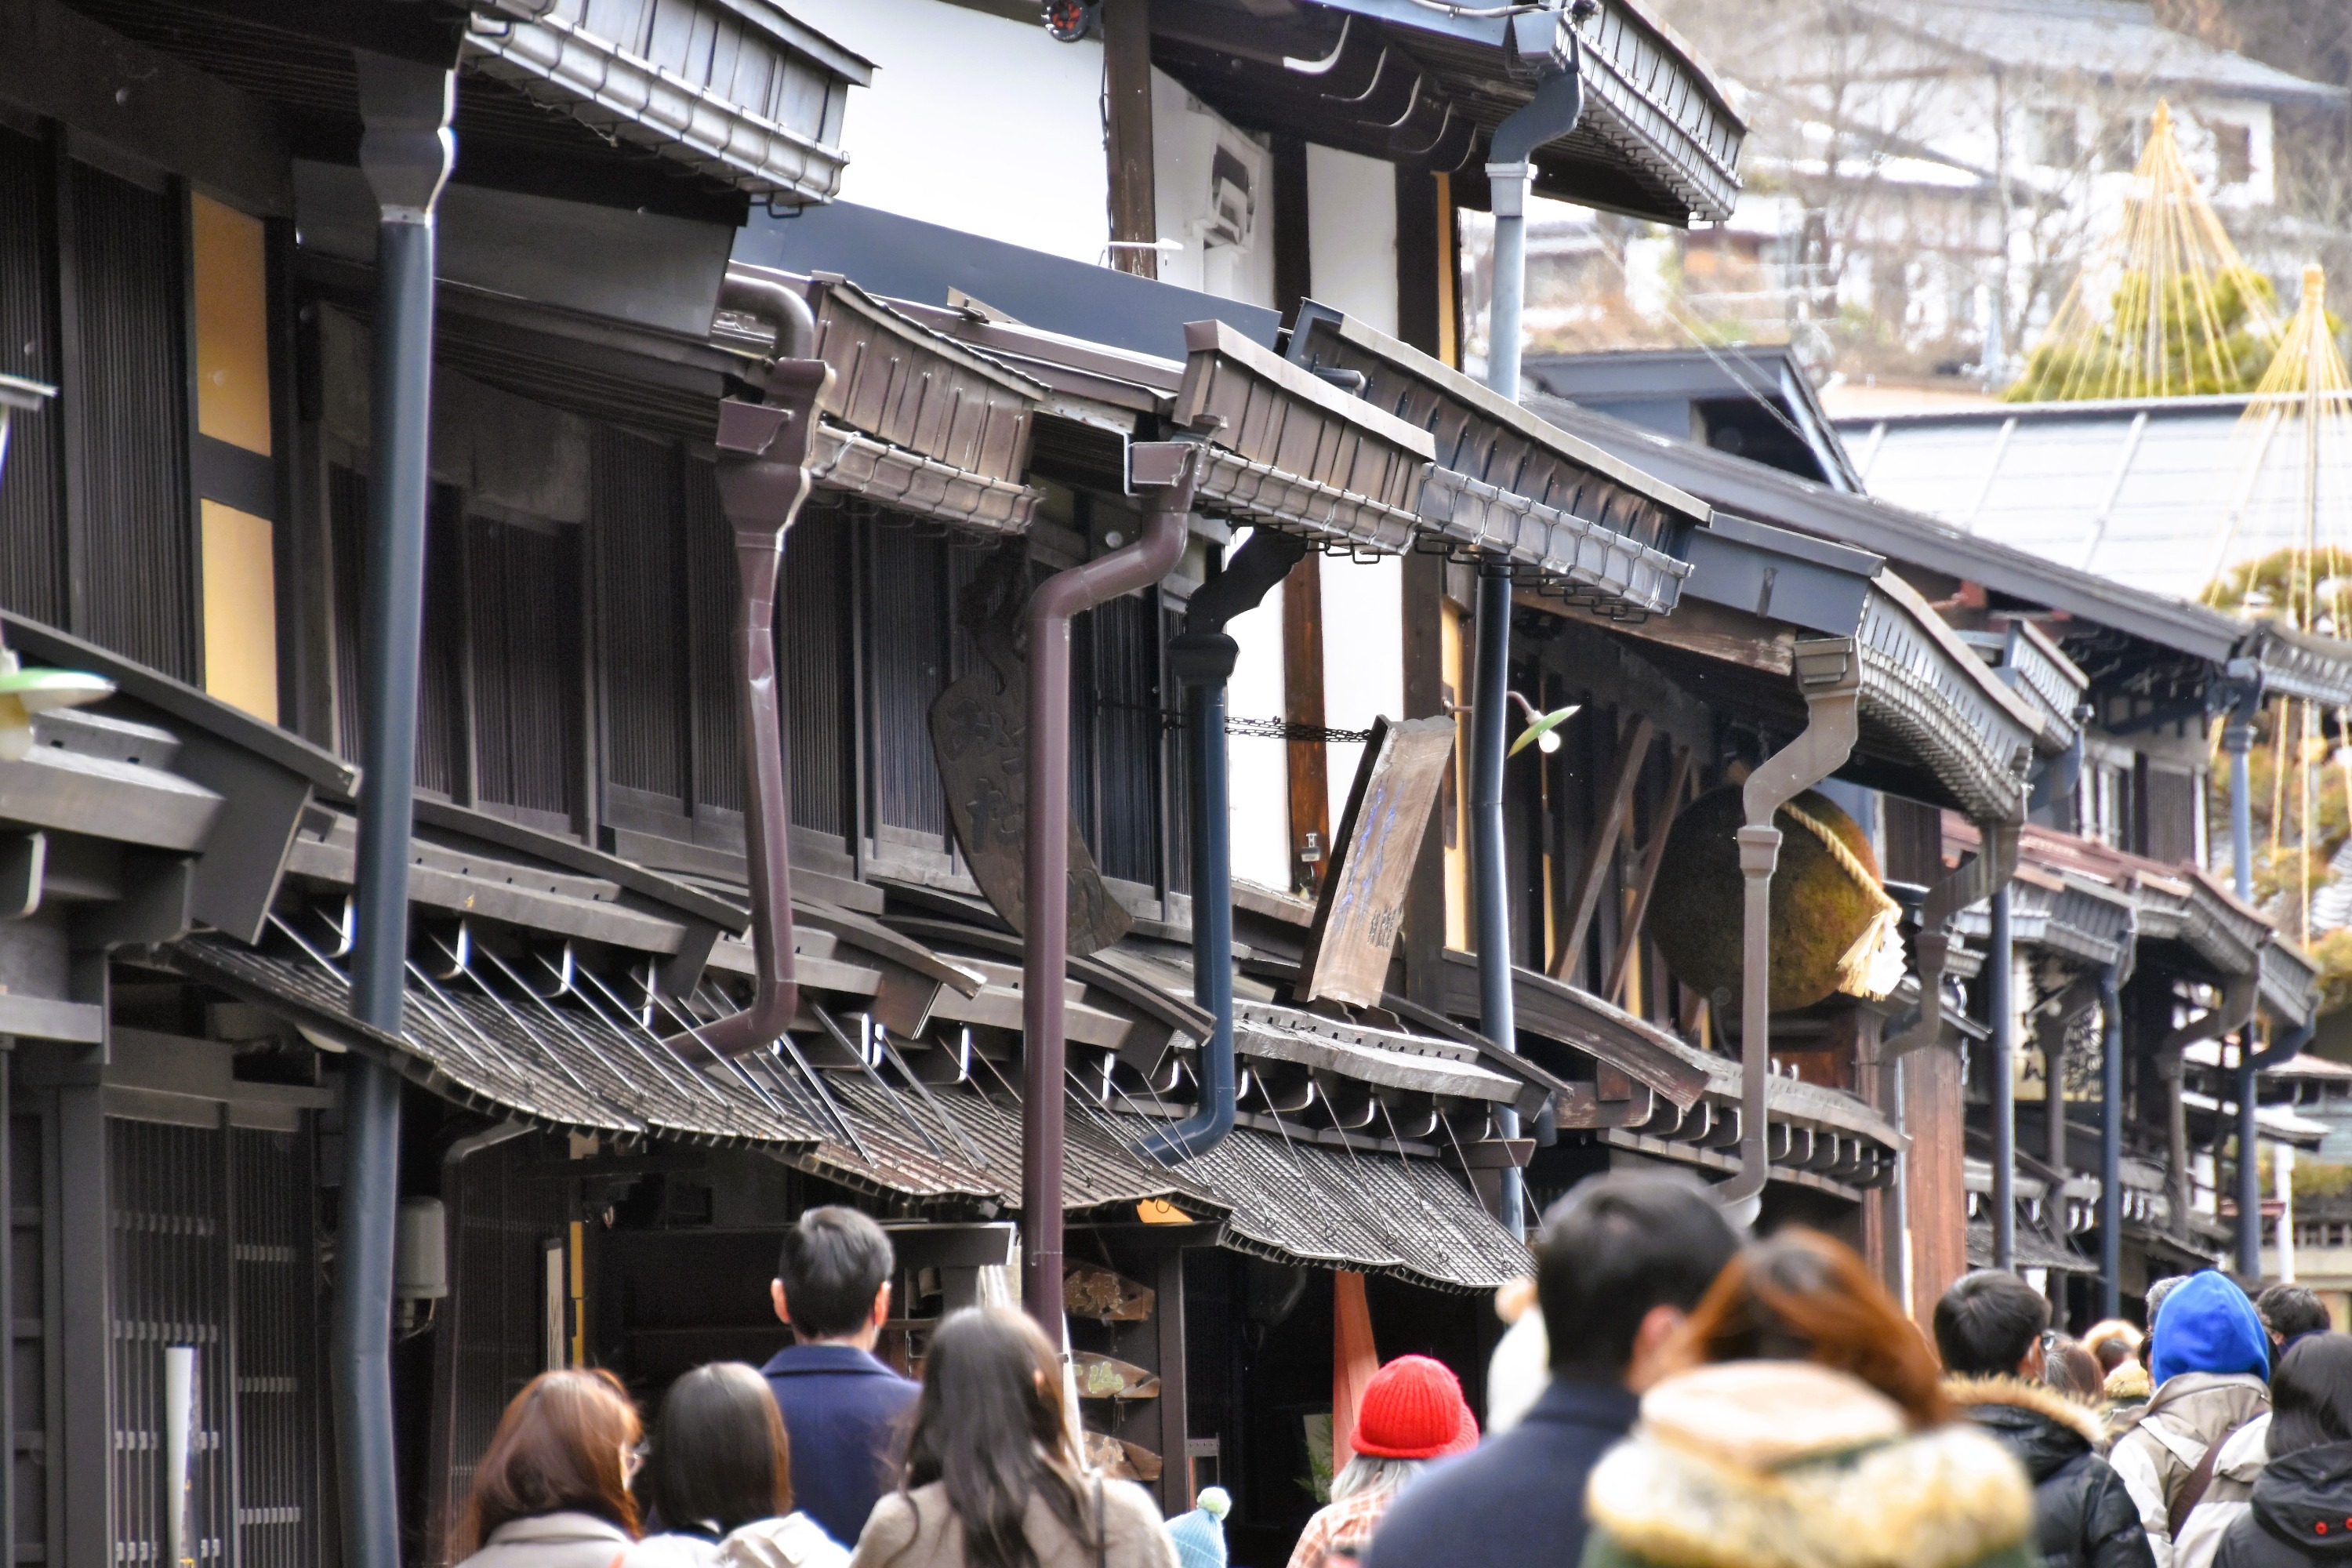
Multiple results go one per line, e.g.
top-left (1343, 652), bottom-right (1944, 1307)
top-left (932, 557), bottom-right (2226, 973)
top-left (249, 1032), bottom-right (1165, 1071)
top-left (666, 273), bottom-right (832, 1061)
top-left (1021, 442), bottom-right (1201, 1331)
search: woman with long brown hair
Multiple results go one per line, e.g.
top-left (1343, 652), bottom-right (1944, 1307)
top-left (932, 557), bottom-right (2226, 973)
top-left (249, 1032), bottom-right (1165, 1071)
top-left (452, 1367), bottom-right (646, 1568)
top-left (1580, 1229), bottom-right (2037, 1568)
top-left (847, 1308), bottom-right (1175, 1568)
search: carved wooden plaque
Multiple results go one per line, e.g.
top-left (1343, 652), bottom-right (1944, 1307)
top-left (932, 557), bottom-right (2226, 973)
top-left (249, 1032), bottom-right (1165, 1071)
top-left (1297, 716), bottom-right (1455, 1007)
top-left (927, 551), bottom-right (1130, 956)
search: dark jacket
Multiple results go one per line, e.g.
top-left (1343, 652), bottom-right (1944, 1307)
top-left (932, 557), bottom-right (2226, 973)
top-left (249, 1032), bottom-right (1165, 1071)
top-left (1359, 1377), bottom-right (1639, 1568)
top-left (1951, 1376), bottom-right (2157, 1568)
top-left (2214, 1439), bottom-right (2352, 1568)
top-left (760, 1343), bottom-right (920, 1551)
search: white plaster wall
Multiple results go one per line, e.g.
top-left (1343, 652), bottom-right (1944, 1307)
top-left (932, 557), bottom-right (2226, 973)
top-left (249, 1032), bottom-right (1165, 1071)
top-left (1305, 143), bottom-right (1399, 333)
top-left (776, 0), bottom-right (1111, 264)
top-left (1151, 69), bottom-right (1277, 309)
top-left (1226, 558), bottom-right (1293, 893)
top-left (1319, 553), bottom-right (1405, 828)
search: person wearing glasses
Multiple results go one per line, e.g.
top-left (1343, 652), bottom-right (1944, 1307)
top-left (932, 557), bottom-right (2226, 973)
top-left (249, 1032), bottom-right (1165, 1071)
top-left (1936, 1271), bottom-right (2155, 1568)
top-left (450, 1367), bottom-right (650, 1568)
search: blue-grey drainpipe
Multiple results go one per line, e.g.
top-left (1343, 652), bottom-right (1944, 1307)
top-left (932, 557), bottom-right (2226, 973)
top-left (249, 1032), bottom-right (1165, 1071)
top-left (1139, 528), bottom-right (1308, 1164)
top-left (339, 49), bottom-right (453, 1568)
top-left (1472, 30), bottom-right (1584, 1238)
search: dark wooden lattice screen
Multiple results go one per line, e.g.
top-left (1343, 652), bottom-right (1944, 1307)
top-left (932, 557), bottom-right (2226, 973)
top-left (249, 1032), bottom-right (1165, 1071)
top-left (231, 1126), bottom-right (323, 1568)
top-left (0, 126), bottom-right (64, 626)
top-left (426, 1136), bottom-right (569, 1566)
top-left (68, 160), bottom-right (194, 681)
top-left (107, 1120), bottom-right (232, 1568)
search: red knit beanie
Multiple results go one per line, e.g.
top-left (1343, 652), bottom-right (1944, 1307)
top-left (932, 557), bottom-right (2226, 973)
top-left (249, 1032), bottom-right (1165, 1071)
top-left (1350, 1355), bottom-right (1479, 1461)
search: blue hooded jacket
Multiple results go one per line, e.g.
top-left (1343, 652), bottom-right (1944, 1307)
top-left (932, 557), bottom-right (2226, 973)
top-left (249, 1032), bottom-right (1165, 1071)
top-left (2151, 1271), bottom-right (2270, 1388)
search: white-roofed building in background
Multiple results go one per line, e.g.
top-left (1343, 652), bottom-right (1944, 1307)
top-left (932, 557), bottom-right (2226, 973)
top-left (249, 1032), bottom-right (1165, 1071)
top-left (1837, 393), bottom-right (2347, 601)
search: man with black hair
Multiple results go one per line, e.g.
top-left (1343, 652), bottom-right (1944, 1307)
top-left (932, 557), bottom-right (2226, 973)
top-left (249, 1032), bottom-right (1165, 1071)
top-left (1359, 1171), bottom-right (1740, 1568)
top-left (759, 1205), bottom-right (918, 1549)
top-left (1936, 1270), bottom-right (2154, 1568)
top-left (2256, 1285), bottom-right (2332, 1352)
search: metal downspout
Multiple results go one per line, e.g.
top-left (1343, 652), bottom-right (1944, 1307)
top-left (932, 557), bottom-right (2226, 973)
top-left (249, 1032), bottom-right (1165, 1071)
top-left (2100, 957), bottom-right (2126, 1319)
top-left (1139, 530), bottom-right (1308, 1165)
top-left (1991, 880), bottom-right (2016, 1269)
top-left (2241, 1010), bottom-right (2317, 1276)
top-left (1022, 445), bottom-right (1200, 1328)
top-left (662, 274), bottom-right (829, 1062)
top-left (338, 50), bottom-right (453, 1568)
top-left (1472, 37), bottom-right (1583, 1237)
top-left (1719, 640), bottom-right (1864, 1208)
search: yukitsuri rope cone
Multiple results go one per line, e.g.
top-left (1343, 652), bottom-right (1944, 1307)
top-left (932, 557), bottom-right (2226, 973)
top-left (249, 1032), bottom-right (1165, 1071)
top-left (2005, 101), bottom-right (2284, 404)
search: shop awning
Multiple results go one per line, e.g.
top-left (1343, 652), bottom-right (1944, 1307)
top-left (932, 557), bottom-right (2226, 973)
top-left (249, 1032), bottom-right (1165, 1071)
top-left (1995, 825), bottom-right (2270, 982)
top-left (462, 0), bottom-right (873, 206)
top-left (1152, 0), bottom-right (1743, 225)
top-left (1549, 514), bottom-right (2052, 822)
top-left (174, 927), bottom-right (1531, 1290)
top-left (1287, 302), bottom-right (1704, 619)
top-left (1950, 850), bottom-right (2137, 971)
top-left (1111, 1111), bottom-right (1531, 1294)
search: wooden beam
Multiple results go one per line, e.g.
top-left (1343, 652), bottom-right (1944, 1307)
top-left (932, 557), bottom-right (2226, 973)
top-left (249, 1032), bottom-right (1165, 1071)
top-left (1272, 136), bottom-right (1310, 321)
top-left (1401, 552), bottom-right (1448, 1009)
top-left (1154, 1246), bottom-right (1189, 1517)
top-left (1551, 715), bottom-right (1653, 982)
top-left (1283, 550), bottom-right (1330, 898)
top-left (0, 0), bottom-right (292, 216)
top-left (1102, 0), bottom-right (1157, 280)
top-left (1606, 744), bottom-right (1692, 1004)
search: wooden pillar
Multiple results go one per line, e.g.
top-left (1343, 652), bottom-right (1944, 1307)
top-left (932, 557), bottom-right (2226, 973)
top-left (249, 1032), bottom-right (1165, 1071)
top-left (1403, 553), bottom-right (1448, 1008)
top-left (1283, 551), bottom-right (1330, 898)
top-left (1272, 136), bottom-right (1309, 321)
top-left (1396, 166), bottom-right (1442, 358)
top-left (1853, 1013), bottom-right (1904, 1301)
top-left (1152, 1247), bottom-right (1189, 1518)
top-left (1882, 795), bottom-right (1962, 1321)
top-left (1102, 0), bottom-right (1157, 279)
top-left (1907, 1043), bottom-right (1969, 1323)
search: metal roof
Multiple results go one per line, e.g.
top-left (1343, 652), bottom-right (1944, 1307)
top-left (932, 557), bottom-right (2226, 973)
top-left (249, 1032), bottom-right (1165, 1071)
top-left (1877, 0), bottom-right (2346, 107)
top-left (1541, 393), bottom-right (2255, 661)
top-left (1840, 395), bottom-right (2352, 604)
top-left (1525, 345), bottom-right (1864, 493)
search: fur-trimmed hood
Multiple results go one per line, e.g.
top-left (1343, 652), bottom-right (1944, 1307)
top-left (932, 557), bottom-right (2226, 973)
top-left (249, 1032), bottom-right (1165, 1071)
top-left (1945, 1374), bottom-right (2110, 1479)
top-left (1587, 1363), bottom-right (2034, 1568)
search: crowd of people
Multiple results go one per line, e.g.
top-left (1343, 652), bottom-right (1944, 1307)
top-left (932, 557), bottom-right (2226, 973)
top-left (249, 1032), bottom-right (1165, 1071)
top-left (442, 1190), bottom-right (2352, 1568)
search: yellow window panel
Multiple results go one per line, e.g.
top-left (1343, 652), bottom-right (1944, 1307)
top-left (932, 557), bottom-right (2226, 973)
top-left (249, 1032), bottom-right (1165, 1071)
top-left (200, 501), bottom-right (278, 724)
top-left (192, 194), bottom-right (272, 456)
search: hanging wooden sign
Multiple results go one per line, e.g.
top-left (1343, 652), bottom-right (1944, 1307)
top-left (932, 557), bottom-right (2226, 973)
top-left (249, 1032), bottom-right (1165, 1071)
top-left (928, 548), bottom-right (1131, 956)
top-left (1296, 716), bottom-right (1456, 1008)
top-left (1065, 1261), bottom-right (1156, 1322)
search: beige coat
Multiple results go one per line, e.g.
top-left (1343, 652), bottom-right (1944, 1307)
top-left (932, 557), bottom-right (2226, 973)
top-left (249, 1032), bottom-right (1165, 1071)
top-left (847, 1478), bottom-right (1177, 1568)
top-left (2111, 1372), bottom-right (2270, 1568)
top-left (455, 1512), bottom-right (635, 1568)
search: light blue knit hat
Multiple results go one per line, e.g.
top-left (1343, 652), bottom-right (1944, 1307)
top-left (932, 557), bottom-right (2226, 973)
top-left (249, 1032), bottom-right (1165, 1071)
top-left (1166, 1486), bottom-right (1230, 1568)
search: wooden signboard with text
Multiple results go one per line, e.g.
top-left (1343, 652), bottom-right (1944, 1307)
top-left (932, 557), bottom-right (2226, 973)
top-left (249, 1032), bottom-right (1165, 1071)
top-left (1296, 717), bottom-right (1455, 1007)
